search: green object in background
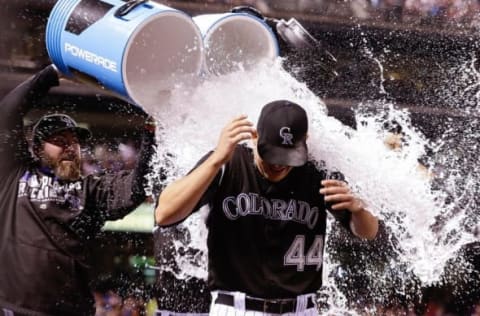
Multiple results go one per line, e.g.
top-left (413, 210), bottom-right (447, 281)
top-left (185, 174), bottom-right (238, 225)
top-left (129, 255), bottom-right (156, 269)
top-left (129, 255), bottom-right (157, 285)
top-left (103, 202), bottom-right (155, 233)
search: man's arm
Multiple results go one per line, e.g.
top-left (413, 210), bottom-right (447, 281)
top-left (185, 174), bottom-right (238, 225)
top-left (155, 115), bottom-right (254, 226)
top-left (347, 207), bottom-right (378, 240)
top-left (0, 65), bottom-right (59, 171)
top-left (320, 179), bottom-right (379, 240)
top-left (87, 117), bottom-right (157, 220)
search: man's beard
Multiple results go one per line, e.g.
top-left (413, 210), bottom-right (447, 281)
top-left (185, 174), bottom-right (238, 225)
top-left (43, 155), bottom-right (82, 181)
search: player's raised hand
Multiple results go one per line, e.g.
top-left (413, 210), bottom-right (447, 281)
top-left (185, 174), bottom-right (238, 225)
top-left (212, 115), bottom-right (255, 165)
top-left (319, 179), bottom-right (365, 213)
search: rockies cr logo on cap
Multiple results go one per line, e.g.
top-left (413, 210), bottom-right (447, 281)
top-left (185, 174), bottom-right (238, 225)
top-left (279, 127), bottom-right (294, 145)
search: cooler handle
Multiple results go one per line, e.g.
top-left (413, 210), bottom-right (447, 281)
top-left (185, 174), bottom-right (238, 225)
top-left (115, 0), bottom-right (149, 18)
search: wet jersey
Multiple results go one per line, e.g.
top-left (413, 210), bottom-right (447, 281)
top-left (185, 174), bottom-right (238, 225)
top-left (0, 66), bottom-right (154, 316)
top-left (193, 145), bottom-right (351, 299)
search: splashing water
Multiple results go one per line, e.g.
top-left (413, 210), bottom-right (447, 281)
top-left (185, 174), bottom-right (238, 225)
top-left (317, 103), bottom-right (442, 275)
top-left (146, 59), bottom-right (479, 312)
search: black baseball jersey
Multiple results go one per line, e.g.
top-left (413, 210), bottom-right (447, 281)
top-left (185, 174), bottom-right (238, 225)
top-left (193, 144), bottom-right (351, 299)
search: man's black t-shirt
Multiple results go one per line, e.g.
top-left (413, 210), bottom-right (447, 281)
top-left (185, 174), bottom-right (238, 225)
top-left (194, 145), bottom-right (350, 299)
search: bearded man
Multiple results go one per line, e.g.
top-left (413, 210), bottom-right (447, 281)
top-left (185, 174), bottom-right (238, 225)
top-left (0, 65), bottom-right (155, 316)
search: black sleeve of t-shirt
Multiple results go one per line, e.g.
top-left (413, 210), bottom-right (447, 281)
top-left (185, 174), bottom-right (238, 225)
top-left (0, 65), bottom-right (59, 173)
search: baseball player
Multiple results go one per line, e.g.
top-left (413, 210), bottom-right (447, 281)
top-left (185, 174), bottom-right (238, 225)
top-left (155, 100), bottom-right (378, 315)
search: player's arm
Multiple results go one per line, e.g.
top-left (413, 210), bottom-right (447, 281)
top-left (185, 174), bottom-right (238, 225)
top-left (320, 179), bottom-right (378, 240)
top-left (155, 115), bottom-right (254, 226)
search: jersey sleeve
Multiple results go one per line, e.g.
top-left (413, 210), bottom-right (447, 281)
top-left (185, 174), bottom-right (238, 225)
top-left (0, 65), bottom-right (59, 172)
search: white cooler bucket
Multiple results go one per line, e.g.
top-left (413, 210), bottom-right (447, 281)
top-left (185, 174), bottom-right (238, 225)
top-left (193, 13), bottom-right (279, 75)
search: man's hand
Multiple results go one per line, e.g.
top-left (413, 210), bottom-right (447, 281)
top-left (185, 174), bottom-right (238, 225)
top-left (319, 179), bottom-right (365, 213)
top-left (321, 179), bottom-right (378, 239)
top-left (211, 115), bottom-right (255, 166)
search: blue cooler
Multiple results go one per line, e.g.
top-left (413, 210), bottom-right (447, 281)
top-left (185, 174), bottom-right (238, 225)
top-left (46, 0), bottom-right (204, 109)
top-left (193, 13), bottom-right (279, 75)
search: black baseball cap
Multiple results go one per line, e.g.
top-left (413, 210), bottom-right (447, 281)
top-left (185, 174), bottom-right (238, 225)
top-left (257, 100), bottom-right (308, 167)
top-left (33, 114), bottom-right (91, 145)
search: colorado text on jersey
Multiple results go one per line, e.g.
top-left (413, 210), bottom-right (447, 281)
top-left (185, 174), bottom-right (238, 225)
top-left (222, 192), bottom-right (320, 229)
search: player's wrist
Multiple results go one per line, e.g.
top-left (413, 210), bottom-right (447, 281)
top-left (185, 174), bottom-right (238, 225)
top-left (207, 152), bottom-right (227, 169)
top-left (349, 203), bottom-right (367, 215)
